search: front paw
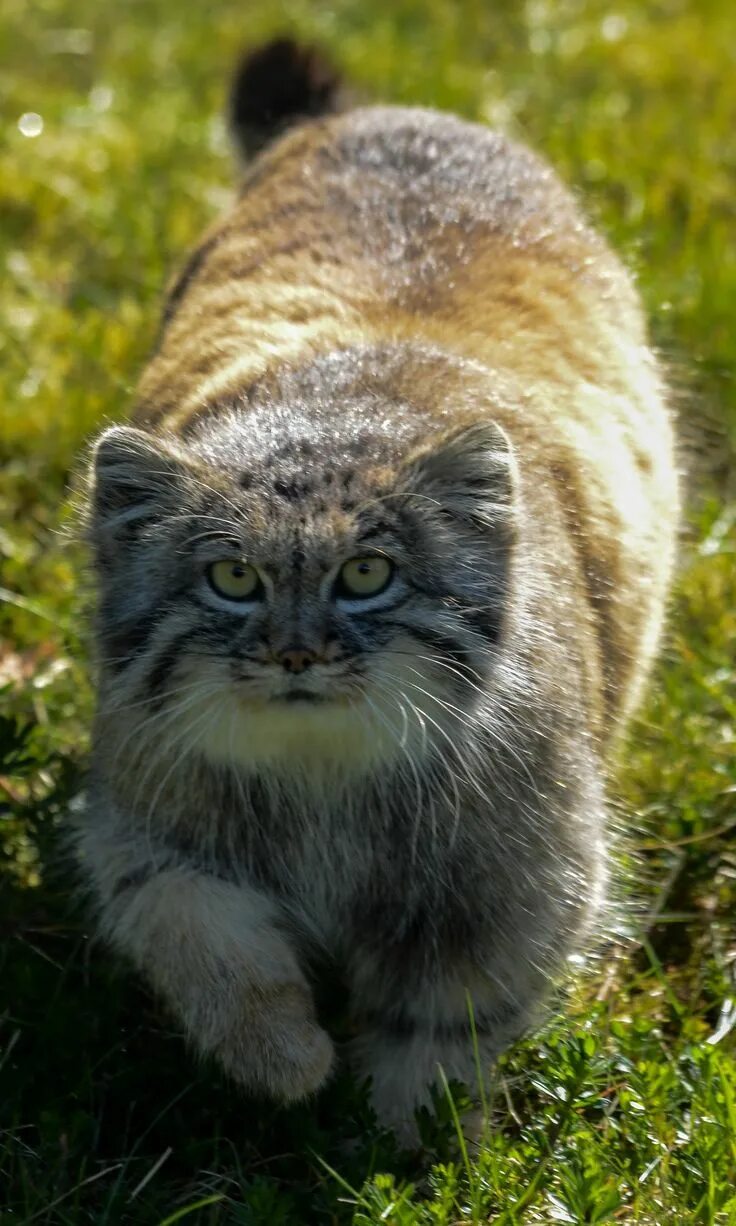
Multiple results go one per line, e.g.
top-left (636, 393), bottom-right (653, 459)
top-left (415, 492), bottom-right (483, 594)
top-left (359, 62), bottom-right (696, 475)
top-left (370, 1074), bottom-right (486, 1151)
top-left (350, 1031), bottom-right (484, 1148)
top-left (214, 982), bottom-right (335, 1102)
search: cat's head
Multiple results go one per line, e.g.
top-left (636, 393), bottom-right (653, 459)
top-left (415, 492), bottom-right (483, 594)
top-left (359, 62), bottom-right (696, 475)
top-left (88, 391), bottom-right (516, 782)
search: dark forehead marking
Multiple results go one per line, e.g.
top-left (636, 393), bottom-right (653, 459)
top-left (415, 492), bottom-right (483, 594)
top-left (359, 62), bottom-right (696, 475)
top-left (272, 477), bottom-right (313, 500)
top-left (358, 520), bottom-right (398, 540)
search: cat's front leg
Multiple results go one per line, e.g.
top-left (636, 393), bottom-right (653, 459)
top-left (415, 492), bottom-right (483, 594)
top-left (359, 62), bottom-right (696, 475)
top-left (80, 829), bottom-right (333, 1101)
top-left (348, 966), bottom-right (530, 1145)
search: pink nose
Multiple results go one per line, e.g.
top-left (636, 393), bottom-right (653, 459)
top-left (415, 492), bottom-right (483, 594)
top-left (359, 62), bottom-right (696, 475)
top-left (278, 647), bottom-right (317, 674)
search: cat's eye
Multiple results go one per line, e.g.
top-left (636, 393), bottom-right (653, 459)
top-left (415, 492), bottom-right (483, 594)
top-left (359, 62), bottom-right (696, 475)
top-left (206, 560), bottom-right (263, 602)
top-left (335, 556), bottom-right (394, 600)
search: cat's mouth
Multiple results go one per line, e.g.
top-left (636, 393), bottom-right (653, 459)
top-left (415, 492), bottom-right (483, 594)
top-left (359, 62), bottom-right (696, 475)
top-left (269, 684), bottom-right (359, 708)
top-left (274, 689), bottom-right (326, 704)
top-left (229, 672), bottom-right (361, 709)
top-left (232, 682), bottom-right (351, 708)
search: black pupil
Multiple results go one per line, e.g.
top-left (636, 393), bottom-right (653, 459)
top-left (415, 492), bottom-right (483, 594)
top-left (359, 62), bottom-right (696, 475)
top-left (232, 565), bottom-right (245, 578)
top-left (358, 562), bottom-right (371, 574)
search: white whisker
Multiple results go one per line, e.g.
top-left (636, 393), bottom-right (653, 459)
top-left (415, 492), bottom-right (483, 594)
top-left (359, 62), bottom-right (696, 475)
top-left (142, 703), bottom-right (221, 862)
top-left (109, 683), bottom-right (219, 775)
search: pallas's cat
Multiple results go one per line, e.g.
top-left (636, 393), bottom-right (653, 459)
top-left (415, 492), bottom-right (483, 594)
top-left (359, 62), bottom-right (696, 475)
top-left (77, 39), bottom-right (678, 1139)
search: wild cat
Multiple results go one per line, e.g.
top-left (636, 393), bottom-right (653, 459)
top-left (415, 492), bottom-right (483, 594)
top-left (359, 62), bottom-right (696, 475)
top-left (77, 38), bottom-right (678, 1140)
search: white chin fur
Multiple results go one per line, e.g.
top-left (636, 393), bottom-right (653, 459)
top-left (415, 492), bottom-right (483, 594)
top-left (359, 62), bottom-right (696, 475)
top-left (192, 688), bottom-right (407, 778)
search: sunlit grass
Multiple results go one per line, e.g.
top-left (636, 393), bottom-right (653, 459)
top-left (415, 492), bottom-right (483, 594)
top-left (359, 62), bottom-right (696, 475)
top-left (1, 0), bottom-right (734, 1221)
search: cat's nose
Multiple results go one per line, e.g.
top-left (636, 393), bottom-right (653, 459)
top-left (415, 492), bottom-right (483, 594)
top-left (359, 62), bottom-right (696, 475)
top-left (278, 647), bottom-right (317, 674)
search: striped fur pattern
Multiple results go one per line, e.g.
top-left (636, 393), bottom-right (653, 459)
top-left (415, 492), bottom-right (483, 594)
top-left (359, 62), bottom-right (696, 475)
top-left (77, 45), bottom-right (678, 1142)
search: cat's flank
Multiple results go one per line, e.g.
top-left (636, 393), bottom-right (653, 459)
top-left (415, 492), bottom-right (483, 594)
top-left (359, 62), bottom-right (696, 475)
top-left (77, 38), bottom-right (678, 1140)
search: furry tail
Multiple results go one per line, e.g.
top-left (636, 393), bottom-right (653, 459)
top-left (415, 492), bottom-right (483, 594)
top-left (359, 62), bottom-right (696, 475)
top-left (228, 37), bottom-right (344, 160)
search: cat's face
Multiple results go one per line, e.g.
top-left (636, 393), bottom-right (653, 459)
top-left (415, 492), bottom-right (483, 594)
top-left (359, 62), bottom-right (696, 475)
top-left (90, 402), bottom-right (515, 780)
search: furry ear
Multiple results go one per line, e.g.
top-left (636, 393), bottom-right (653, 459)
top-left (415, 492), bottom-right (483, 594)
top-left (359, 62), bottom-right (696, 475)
top-left (89, 426), bottom-right (195, 533)
top-left (403, 420), bottom-right (516, 531)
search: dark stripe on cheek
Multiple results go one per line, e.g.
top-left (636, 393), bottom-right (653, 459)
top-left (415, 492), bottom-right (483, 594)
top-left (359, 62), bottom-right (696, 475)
top-left (101, 611), bottom-right (164, 674)
top-left (331, 619), bottom-right (370, 657)
top-left (146, 629), bottom-right (201, 699)
top-left (405, 585), bottom-right (504, 649)
top-left (460, 604), bottom-right (503, 646)
top-left (110, 864), bottom-right (156, 901)
top-left (385, 620), bottom-right (469, 665)
top-left (385, 619), bottom-right (491, 687)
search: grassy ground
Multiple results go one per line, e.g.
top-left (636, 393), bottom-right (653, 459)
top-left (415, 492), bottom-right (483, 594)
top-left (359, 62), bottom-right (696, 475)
top-left (1, 0), bottom-right (735, 1221)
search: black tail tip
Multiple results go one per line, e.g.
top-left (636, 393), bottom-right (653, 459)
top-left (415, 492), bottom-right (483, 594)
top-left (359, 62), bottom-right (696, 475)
top-left (229, 36), bottom-right (343, 159)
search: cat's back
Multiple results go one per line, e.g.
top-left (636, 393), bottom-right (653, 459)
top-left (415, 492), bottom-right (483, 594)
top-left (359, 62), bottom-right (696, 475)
top-left (292, 103), bottom-right (585, 251)
top-left (165, 101), bottom-right (630, 325)
top-left (139, 99), bottom-right (644, 429)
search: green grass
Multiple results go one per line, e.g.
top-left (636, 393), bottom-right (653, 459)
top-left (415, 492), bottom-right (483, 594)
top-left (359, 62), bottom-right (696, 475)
top-left (1, 0), bottom-right (735, 1221)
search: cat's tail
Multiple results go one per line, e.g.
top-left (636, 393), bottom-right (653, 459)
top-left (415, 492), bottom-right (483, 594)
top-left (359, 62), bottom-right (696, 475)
top-left (228, 36), bottom-right (345, 160)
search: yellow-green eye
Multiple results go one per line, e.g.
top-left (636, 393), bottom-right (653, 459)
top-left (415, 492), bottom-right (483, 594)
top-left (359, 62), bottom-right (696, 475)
top-left (206, 560), bottom-right (262, 602)
top-left (336, 556), bottom-right (394, 600)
